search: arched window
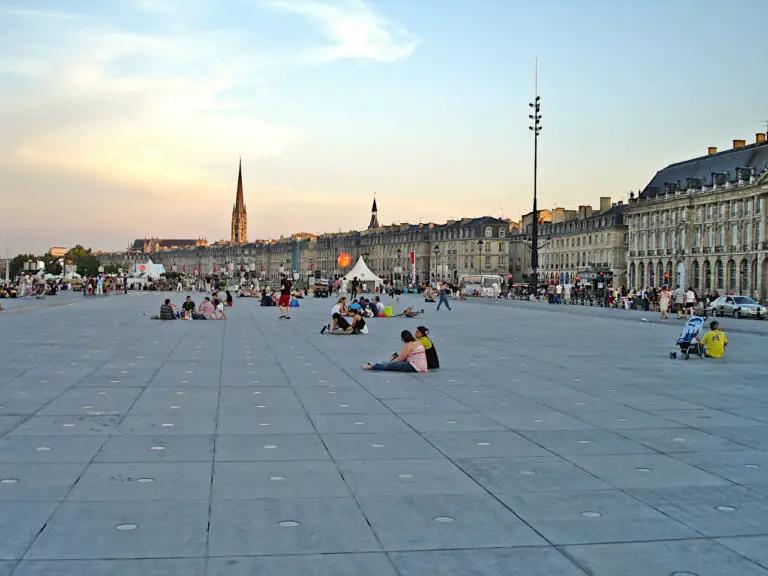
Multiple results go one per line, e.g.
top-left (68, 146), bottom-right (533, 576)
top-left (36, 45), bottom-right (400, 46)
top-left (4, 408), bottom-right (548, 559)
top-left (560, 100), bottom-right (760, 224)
top-left (716, 260), bottom-right (724, 290)
top-left (629, 263), bottom-right (636, 288)
top-left (704, 260), bottom-right (711, 290)
top-left (727, 260), bottom-right (736, 291)
top-left (639, 263), bottom-right (646, 287)
top-left (741, 259), bottom-right (749, 293)
top-left (485, 227), bottom-right (493, 238)
top-left (648, 262), bottom-right (655, 287)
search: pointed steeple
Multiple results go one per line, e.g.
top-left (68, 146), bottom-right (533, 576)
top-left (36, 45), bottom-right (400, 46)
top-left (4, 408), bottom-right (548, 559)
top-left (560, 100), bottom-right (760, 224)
top-left (235, 157), bottom-right (245, 209)
top-left (368, 195), bottom-right (380, 229)
top-left (231, 158), bottom-right (248, 244)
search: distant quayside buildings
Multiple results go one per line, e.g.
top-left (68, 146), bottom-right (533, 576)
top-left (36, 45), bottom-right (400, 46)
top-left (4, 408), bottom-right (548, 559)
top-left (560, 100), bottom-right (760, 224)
top-left (101, 132), bottom-right (768, 299)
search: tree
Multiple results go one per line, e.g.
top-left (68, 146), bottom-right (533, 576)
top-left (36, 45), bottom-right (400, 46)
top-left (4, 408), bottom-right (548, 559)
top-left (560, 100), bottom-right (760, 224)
top-left (103, 264), bottom-right (119, 274)
top-left (9, 254), bottom-right (38, 280)
top-left (65, 245), bottom-right (99, 277)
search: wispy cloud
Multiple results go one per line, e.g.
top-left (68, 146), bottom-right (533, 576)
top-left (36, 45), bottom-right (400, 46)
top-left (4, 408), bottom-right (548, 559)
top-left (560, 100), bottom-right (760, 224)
top-left (0, 7), bottom-right (82, 20)
top-left (267, 0), bottom-right (419, 62)
top-left (0, 4), bottom-right (305, 191)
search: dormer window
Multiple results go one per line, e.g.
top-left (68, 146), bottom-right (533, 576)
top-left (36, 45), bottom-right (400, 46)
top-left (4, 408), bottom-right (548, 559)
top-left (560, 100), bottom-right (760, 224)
top-left (485, 227), bottom-right (493, 238)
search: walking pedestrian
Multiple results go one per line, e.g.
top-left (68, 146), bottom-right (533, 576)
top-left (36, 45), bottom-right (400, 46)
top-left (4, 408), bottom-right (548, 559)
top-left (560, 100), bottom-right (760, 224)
top-left (436, 282), bottom-right (452, 311)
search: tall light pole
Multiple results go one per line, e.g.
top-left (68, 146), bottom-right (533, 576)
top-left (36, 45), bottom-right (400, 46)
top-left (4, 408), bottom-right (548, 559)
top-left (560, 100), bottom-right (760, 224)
top-left (528, 61), bottom-right (542, 295)
top-left (4, 236), bottom-right (9, 282)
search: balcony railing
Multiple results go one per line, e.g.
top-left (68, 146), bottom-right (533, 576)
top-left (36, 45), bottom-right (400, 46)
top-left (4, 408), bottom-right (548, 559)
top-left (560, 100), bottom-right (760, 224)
top-left (763, 241), bottom-right (768, 250)
top-left (691, 247), bottom-right (700, 254)
top-left (703, 247), bottom-right (711, 254)
top-left (666, 249), bottom-right (673, 255)
top-left (716, 245), bottom-right (724, 253)
top-left (629, 251), bottom-right (636, 257)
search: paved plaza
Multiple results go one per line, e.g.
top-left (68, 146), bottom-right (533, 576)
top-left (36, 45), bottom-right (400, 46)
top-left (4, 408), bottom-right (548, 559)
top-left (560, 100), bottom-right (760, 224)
top-left (1, 291), bottom-right (768, 575)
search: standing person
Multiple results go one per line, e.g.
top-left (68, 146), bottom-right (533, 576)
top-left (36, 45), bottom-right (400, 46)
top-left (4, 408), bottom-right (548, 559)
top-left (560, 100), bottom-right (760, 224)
top-left (554, 283), bottom-right (562, 305)
top-left (659, 286), bottom-right (671, 320)
top-left (673, 285), bottom-right (685, 319)
top-left (278, 275), bottom-right (292, 319)
top-left (351, 276), bottom-right (359, 299)
top-left (684, 286), bottom-right (697, 318)
top-left (436, 282), bottom-right (452, 311)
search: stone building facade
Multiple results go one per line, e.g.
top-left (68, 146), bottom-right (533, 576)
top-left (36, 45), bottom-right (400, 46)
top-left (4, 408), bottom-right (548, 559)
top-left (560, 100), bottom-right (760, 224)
top-left (102, 202), bottom-right (511, 284)
top-left (509, 199), bottom-right (629, 288)
top-left (625, 135), bottom-right (768, 300)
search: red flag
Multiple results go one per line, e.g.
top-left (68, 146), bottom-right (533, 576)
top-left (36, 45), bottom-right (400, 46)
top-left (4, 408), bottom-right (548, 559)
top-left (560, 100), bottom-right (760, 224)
top-left (410, 252), bottom-right (415, 264)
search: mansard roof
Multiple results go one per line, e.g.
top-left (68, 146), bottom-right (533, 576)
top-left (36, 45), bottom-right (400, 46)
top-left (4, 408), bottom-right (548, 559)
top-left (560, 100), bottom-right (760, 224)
top-left (641, 139), bottom-right (768, 198)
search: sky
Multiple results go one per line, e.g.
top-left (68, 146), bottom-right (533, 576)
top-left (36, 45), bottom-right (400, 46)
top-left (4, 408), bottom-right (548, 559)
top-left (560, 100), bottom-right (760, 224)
top-left (1, 0), bottom-right (767, 254)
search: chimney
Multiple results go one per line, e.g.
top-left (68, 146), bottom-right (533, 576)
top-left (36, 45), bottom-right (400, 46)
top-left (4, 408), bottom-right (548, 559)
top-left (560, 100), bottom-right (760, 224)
top-left (757, 133), bottom-right (767, 145)
top-left (599, 196), bottom-right (611, 213)
top-left (707, 146), bottom-right (717, 155)
top-left (733, 139), bottom-right (746, 149)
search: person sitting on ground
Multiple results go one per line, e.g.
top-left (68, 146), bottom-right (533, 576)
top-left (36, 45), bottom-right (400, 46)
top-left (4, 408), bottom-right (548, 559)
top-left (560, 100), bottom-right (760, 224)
top-left (196, 296), bottom-right (216, 320)
top-left (213, 296), bottom-right (227, 320)
top-left (374, 295), bottom-right (385, 316)
top-left (415, 325), bottom-right (439, 369)
top-left (181, 295), bottom-right (196, 317)
top-left (159, 298), bottom-right (178, 320)
top-left (325, 309), bottom-right (367, 335)
top-left (260, 290), bottom-right (273, 306)
top-left (700, 320), bottom-right (728, 358)
top-left (363, 330), bottom-right (428, 372)
top-left (321, 297), bottom-right (350, 333)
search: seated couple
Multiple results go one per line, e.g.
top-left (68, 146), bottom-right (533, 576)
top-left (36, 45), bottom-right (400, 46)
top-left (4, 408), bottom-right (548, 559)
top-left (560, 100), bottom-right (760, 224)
top-left (320, 298), bottom-right (368, 334)
top-left (363, 327), bottom-right (439, 372)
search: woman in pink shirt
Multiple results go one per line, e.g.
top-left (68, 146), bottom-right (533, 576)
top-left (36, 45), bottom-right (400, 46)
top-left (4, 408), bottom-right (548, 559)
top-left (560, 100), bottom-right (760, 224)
top-left (363, 331), bottom-right (428, 373)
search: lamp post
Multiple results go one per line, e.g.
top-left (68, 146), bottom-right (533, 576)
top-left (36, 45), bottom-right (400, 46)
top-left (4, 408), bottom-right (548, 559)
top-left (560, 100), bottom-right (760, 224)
top-left (477, 240), bottom-right (484, 273)
top-left (395, 248), bottom-right (402, 283)
top-left (528, 62), bottom-right (542, 295)
top-left (432, 245), bottom-right (440, 282)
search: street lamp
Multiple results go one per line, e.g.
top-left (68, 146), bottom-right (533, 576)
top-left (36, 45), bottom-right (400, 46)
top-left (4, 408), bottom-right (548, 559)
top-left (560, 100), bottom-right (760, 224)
top-left (432, 245), bottom-right (440, 281)
top-left (528, 61), bottom-right (542, 295)
top-left (395, 248), bottom-right (402, 283)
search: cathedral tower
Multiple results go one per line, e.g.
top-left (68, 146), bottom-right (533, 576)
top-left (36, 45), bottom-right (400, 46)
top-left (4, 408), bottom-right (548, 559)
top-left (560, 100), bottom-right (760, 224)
top-left (368, 196), bottom-right (380, 229)
top-left (231, 159), bottom-right (247, 244)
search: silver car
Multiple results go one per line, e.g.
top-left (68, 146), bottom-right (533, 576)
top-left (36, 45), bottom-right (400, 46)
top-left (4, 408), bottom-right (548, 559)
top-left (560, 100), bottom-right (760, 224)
top-left (708, 295), bottom-right (766, 319)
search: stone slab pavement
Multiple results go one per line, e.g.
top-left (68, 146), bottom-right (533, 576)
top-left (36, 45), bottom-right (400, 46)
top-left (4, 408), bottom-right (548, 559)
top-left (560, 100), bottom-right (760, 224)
top-left (0, 290), bottom-right (767, 575)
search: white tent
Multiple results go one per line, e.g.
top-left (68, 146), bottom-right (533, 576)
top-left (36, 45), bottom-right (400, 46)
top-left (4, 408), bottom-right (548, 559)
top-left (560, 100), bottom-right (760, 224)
top-left (342, 257), bottom-right (383, 286)
top-left (131, 258), bottom-right (166, 277)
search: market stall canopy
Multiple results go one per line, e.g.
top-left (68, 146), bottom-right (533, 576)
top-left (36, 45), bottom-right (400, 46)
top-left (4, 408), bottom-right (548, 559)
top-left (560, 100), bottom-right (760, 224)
top-left (342, 257), bottom-right (383, 286)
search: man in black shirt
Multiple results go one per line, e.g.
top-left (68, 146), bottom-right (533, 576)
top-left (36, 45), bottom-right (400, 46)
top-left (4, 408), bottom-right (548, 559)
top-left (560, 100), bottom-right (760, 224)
top-left (278, 276), bottom-right (292, 319)
top-left (181, 295), bottom-right (196, 317)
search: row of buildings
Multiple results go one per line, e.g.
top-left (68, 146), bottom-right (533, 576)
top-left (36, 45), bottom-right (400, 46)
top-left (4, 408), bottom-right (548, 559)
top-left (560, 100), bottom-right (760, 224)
top-left (100, 132), bottom-right (768, 299)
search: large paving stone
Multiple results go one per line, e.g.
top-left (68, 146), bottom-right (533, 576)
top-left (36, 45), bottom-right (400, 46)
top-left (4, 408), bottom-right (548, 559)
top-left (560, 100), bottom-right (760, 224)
top-left (562, 539), bottom-right (768, 575)
top-left (2, 292), bottom-right (768, 574)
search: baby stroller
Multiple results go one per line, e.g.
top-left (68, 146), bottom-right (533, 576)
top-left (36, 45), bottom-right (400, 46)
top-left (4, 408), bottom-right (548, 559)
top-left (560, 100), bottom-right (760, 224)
top-left (670, 316), bottom-right (705, 360)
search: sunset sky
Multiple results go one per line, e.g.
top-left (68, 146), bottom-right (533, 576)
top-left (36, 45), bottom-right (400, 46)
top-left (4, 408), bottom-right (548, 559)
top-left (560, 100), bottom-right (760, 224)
top-left (1, 0), bottom-right (767, 254)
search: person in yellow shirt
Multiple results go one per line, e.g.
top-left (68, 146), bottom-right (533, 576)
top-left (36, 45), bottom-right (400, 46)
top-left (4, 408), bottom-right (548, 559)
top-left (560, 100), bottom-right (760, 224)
top-left (700, 321), bottom-right (728, 358)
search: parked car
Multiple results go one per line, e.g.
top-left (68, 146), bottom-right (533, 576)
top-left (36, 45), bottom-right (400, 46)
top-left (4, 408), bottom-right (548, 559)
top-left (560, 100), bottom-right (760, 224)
top-left (707, 295), bottom-right (766, 319)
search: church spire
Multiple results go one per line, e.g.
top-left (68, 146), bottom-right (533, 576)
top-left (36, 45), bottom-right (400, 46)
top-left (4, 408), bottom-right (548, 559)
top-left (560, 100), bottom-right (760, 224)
top-left (368, 195), bottom-right (380, 229)
top-left (231, 158), bottom-right (248, 244)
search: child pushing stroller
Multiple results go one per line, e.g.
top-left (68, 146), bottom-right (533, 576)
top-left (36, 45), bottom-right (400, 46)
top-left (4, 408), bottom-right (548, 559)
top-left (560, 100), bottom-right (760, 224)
top-left (670, 316), bottom-right (705, 360)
